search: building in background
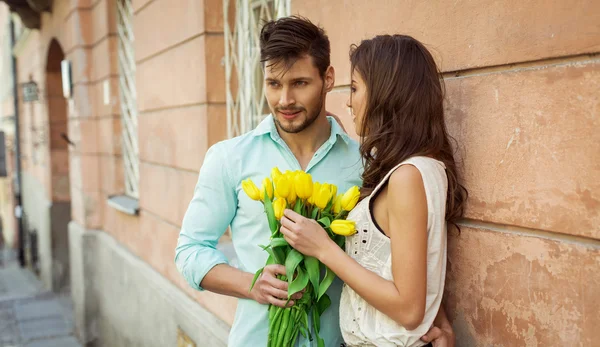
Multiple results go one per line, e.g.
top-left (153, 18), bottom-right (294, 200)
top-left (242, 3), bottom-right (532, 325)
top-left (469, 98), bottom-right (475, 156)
top-left (0, 0), bottom-right (598, 346)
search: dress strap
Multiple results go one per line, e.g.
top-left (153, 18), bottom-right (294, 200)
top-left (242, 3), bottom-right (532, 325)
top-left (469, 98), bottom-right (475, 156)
top-left (369, 156), bottom-right (445, 198)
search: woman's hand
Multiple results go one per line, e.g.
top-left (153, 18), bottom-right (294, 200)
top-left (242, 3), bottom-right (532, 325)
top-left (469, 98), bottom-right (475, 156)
top-left (280, 209), bottom-right (336, 260)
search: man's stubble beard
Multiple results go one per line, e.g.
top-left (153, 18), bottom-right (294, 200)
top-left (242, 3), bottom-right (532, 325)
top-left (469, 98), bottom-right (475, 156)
top-left (273, 87), bottom-right (326, 134)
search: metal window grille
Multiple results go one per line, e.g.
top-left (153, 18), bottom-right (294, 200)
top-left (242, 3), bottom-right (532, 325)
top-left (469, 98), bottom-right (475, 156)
top-left (116, 0), bottom-right (139, 198)
top-left (223, 0), bottom-right (291, 138)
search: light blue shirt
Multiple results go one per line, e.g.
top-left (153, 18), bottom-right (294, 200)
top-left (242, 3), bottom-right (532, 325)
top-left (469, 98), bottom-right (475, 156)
top-left (175, 115), bottom-right (362, 347)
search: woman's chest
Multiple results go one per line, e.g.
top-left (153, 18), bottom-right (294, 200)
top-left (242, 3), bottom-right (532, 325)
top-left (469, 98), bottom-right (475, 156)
top-left (346, 200), bottom-right (392, 277)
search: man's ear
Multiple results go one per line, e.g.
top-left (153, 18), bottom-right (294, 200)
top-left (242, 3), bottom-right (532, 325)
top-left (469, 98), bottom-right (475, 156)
top-left (324, 66), bottom-right (335, 93)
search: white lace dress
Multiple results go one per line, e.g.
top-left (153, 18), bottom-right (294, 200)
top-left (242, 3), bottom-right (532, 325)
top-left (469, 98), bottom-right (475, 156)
top-left (340, 156), bottom-right (448, 347)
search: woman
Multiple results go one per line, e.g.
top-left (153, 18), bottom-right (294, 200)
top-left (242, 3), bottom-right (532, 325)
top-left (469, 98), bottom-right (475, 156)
top-left (279, 35), bottom-right (466, 347)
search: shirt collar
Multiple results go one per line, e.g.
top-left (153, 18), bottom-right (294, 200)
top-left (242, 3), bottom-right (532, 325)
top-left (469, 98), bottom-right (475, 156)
top-left (253, 114), bottom-right (351, 145)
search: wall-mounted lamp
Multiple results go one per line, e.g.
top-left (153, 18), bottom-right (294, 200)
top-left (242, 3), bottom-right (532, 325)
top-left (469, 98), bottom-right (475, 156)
top-left (21, 80), bottom-right (38, 102)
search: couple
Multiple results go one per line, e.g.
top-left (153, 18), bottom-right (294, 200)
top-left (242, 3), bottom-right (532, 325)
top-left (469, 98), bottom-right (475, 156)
top-left (176, 16), bottom-right (465, 347)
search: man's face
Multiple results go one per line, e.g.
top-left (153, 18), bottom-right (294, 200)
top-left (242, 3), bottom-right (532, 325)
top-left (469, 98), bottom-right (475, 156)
top-left (264, 55), bottom-right (333, 134)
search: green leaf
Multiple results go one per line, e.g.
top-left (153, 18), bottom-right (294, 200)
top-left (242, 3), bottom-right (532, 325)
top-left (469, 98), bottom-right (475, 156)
top-left (273, 247), bottom-right (286, 265)
top-left (285, 249), bottom-right (304, 282)
top-left (317, 216), bottom-right (331, 228)
top-left (310, 207), bottom-right (319, 219)
top-left (270, 237), bottom-right (289, 248)
top-left (293, 198), bottom-right (303, 214)
top-left (263, 192), bottom-right (278, 235)
top-left (312, 304), bottom-right (321, 334)
top-left (249, 267), bottom-right (264, 292)
top-left (312, 307), bottom-right (325, 347)
top-left (316, 294), bottom-right (331, 316)
top-left (335, 234), bottom-right (345, 249)
top-left (304, 256), bottom-right (320, 297)
top-left (264, 246), bottom-right (284, 265)
top-left (292, 310), bottom-right (310, 341)
top-left (288, 267), bottom-right (309, 297)
top-left (318, 265), bottom-right (335, 301)
top-left (265, 254), bottom-right (275, 265)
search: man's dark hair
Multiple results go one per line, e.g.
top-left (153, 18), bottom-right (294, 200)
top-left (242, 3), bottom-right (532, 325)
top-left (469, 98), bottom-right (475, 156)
top-left (259, 16), bottom-right (330, 77)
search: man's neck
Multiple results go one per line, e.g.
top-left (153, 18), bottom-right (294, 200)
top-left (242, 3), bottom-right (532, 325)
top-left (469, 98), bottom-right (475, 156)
top-left (277, 112), bottom-right (331, 169)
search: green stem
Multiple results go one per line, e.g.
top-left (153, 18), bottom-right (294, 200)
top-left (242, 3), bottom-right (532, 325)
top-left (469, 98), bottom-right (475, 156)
top-left (269, 306), bottom-right (284, 347)
top-left (276, 308), bottom-right (291, 346)
top-left (282, 308), bottom-right (297, 346)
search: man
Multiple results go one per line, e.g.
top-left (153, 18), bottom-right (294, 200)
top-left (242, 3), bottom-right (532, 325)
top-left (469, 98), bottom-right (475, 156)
top-left (175, 16), bottom-right (454, 347)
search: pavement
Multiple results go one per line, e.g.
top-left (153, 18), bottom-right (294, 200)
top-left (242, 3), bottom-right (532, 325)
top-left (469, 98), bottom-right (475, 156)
top-left (0, 248), bottom-right (81, 347)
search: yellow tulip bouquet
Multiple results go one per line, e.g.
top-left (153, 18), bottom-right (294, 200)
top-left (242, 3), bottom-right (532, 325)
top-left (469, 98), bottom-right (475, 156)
top-left (242, 167), bottom-right (360, 347)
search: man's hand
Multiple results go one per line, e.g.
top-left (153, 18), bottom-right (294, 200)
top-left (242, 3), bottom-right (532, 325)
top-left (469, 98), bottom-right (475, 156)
top-left (249, 264), bottom-right (302, 308)
top-left (421, 324), bottom-right (455, 347)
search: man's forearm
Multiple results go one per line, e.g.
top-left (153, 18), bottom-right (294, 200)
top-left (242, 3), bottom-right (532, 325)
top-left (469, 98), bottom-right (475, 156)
top-left (200, 263), bottom-right (255, 299)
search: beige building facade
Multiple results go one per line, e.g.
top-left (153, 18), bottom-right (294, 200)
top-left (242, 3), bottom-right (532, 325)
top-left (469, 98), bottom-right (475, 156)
top-left (0, 0), bottom-right (598, 346)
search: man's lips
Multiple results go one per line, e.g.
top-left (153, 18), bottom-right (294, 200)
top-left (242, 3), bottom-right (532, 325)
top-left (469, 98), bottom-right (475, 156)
top-left (278, 110), bottom-right (302, 119)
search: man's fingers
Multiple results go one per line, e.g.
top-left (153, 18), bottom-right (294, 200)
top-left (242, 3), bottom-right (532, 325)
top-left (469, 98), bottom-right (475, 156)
top-left (280, 226), bottom-right (292, 238)
top-left (264, 264), bottom-right (286, 276)
top-left (264, 275), bottom-right (288, 291)
top-left (268, 296), bottom-right (294, 308)
top-left (265, 287), bottom-right (289, 301)
top-left (291, 291), bottom-right (303, 300)
top-left (280, 215), bottom-right (295, 231)
top-left (421, 326), bottom-right (442, 342)
top-left (283, 209), bottom-right (302, 222)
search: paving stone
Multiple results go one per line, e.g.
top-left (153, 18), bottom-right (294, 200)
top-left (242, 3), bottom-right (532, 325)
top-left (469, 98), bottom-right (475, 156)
top-left (0, 249), bottom-right (81, 347)
top-left (18, 316), bottom-right (69, 342)
top-left (15, 300), bottom-right (64, 321)
top-left (26, 336), bottom-right (81, 347)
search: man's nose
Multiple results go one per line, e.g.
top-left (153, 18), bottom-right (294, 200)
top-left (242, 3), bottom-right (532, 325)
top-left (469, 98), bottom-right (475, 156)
top-left (279, 87), bottom-right (295, 107)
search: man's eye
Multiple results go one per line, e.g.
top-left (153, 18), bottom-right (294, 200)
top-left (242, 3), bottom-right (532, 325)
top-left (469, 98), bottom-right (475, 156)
top-left (295, 81), bottom-right (307, 86)
top-left (350, 87), bottom-right (356, 93)
top-left (268, 82), bottom-right (280, 87)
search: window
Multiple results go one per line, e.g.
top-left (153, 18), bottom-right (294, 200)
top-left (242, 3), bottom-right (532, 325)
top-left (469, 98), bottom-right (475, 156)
top-left (223, 0), bottom-right (291, 138)
top-left (116, 0), bottom-right (139, 198)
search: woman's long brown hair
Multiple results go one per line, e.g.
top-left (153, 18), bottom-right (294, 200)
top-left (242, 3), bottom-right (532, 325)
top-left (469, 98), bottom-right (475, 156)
top-left (350, 34), bottom-right (467, 228)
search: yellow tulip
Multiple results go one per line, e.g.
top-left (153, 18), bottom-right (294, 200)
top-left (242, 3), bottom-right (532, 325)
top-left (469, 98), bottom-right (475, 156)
top-left (241, 179), bottom-right (261, 201)
top-left (287, 173), bottom-right (297, 205)
top-left (314, 184), bottom-right (333, 210)
top-left (341, 186), bottom-right (361, 211)
top-left (332, 194), bottom-right (343, 214)
top-left (260, 177), bottom-right (274, 201)
top-left (271, 167), bottom-right (283, 182)
top-left (329, 184), bottom-right (337, 198)
top-left (287, 186), bottom-right (297, 205)
top-left (308, 182), bottom-right (321, 205)
top-left (274, 176), bottom-right (291, 199)
top-left (273, 198), bottom-right (287, 220)
top-left (294, 172), bottom-right (313, 200)
top-left (330, 219), bottom-right (356, 236)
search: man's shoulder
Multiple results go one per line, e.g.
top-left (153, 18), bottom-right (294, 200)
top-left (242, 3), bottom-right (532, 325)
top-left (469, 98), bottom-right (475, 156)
top-left (209, 130), bottom-right (260, 156)
top-left (333, 134), bottom-right (361, 159)
top-left (345, 135), bottom-right (360, 151)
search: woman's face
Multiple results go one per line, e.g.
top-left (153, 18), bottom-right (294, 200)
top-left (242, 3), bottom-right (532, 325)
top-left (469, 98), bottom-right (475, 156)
top-left (347, 69), bottom-right (367, 136)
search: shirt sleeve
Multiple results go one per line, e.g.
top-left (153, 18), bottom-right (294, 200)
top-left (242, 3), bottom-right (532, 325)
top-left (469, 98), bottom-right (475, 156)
top-left (175, 142), bottom-right (237, 291)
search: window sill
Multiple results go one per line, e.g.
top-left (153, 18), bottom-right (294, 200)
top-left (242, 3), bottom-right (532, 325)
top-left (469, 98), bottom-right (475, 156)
top-left (107, 195), bottom-right (139, 216)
